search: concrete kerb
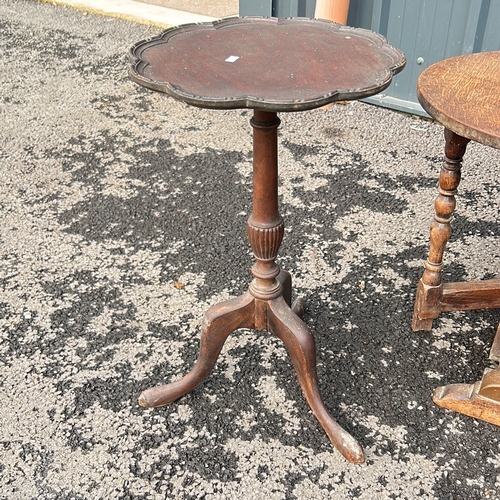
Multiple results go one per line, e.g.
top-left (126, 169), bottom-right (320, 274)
top-left (39, 0), bottom-right (217, 28)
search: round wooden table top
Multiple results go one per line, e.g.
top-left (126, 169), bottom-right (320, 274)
top-left (129, 17), bottom-right (405, 112)
top-left (417, 51), bottom-right (500, 149)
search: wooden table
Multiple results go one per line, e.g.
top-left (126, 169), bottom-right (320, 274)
top-left (129, 16), bottom-right (405, 463)
top-left (412, 51), bottom-right (500, 425)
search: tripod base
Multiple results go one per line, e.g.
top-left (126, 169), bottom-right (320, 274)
top-left (139, 271), bottom-right (364, 464)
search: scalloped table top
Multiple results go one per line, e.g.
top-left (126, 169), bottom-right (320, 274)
top-left (129, 17), bottom-right (406, 111)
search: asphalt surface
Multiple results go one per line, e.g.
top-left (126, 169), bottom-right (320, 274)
top-left (1, 1), bottom-right (500, 499)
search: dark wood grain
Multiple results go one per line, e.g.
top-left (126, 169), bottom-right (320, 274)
top-left (137, 111), bottom-right (365, 463)
top-left (441, 280), bottom-right (500, 312)
top-left (129, 17), bottom-right (405, 111)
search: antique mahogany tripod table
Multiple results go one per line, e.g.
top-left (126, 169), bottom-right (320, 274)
top-left (412, 52), bottom-right (500, 425)
top-left (129, 17), bottom-right (405, 463)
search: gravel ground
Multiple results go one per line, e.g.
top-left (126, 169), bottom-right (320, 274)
top-left (1, 1), bottom-right (500, 498)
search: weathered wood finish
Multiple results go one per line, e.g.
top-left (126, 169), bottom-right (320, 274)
top-left (138, 111), bottom-right (364, 463)
top-left (412, 129), bottom-right (469, 331)
top-left (413, 52), bottom-right (500, 425)
top-left (441, 280), bottom-right (500, 313)
top-left (130, 17), bottom-right (405, 463)
top-left (490, 329), bottom-right (500, 362)
top-left (433, 379), bottom-right (500, 426)
top-left (434, 324), bottom-right (500, 425)
top-left (417, 52), bottom-right (500, 149)
top-left (413, 53), bottom-right (500, 331)
top-left (129, 17), bottom-right (405, 112)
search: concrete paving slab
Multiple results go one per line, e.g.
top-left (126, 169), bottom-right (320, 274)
top-left (41, 0), bottom-right (218, 27)
top-left (133, 0), bottom-right (238, 18)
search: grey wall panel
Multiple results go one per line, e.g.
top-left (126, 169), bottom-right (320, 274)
top-left (273, 0), bottom-right (316, 17)
top-left (348, 0), bottom-right (500, 115)
top-left (481, 0), bottom-right (500, 51)
top-left (239, 0), bottom-right (272, 17)
top-left (239, 0), bottom-right (315, 18)
top-left (273, 0), bottom-right (299, 17)
top-left (239, 0), bottom-right (500, 115)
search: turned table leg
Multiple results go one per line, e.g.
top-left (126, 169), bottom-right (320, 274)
top-left (412, 129), bottom-right (470, 331)
top-left (138, 109), bottom-right (364, 464)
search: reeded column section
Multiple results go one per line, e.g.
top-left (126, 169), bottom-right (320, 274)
top-left (247, 110), bottom-right (284, 299)
top-left (247, 222), bottom-right (285, 263)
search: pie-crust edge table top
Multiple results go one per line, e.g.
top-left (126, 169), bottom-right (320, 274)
top-left (129, 16), bottom-right (406, 111)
